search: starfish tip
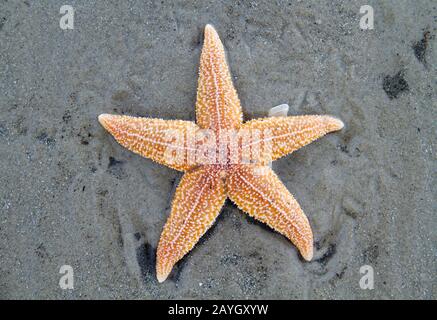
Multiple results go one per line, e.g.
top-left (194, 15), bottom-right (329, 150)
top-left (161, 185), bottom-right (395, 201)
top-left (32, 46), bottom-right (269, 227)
top-left (205, 23), bottom-right (215, 31)
top-left (302, 248), bottom-right (313, 262)
top-left (98, 113), bottom-right (109, 123)
top-left (156, 272), bottom-right (169, 283)
top-left (333, 117), bottom-right (345, 130)
top-left (204, 24), bottom-right (219, 37)
top-left (98, 114), bottom-right (113, 130)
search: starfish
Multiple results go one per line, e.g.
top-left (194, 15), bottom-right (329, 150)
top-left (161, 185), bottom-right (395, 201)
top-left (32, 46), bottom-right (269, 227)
top-left (98, 25), bottom-right (344, 283)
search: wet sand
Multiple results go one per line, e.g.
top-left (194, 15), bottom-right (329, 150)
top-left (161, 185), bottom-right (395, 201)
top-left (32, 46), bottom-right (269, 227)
top-left (0, 0), bottom-right (435, 299)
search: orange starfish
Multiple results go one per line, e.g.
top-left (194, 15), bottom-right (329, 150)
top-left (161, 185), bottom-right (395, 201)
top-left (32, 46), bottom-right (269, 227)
top-left (98, 25), bottom-right (344, 283)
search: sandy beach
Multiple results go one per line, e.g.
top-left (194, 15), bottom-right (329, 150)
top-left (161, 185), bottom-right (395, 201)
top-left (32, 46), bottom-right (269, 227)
top-left (0, 0), bottom-right (435, 299)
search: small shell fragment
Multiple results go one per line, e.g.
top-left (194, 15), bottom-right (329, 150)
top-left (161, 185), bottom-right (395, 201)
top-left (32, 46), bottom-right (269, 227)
top-left (268, 104), bottom-right (289, 117)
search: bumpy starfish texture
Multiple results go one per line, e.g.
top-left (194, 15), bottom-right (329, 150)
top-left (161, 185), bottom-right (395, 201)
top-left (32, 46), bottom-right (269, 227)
top-left (99, 24), bottom-right (344, 283)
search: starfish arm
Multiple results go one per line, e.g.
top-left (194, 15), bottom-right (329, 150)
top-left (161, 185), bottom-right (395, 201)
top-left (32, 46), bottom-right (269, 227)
top-left (98, 114), bottom-right (199, 172)
top-left (195, 24), bottom-right (243, 131)
top-left (156, 166), bottom-right (226, 282)
top-left (226, 165), bottom-right (313, 261)
top-left (241, 115), bottom-right (344, 163)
